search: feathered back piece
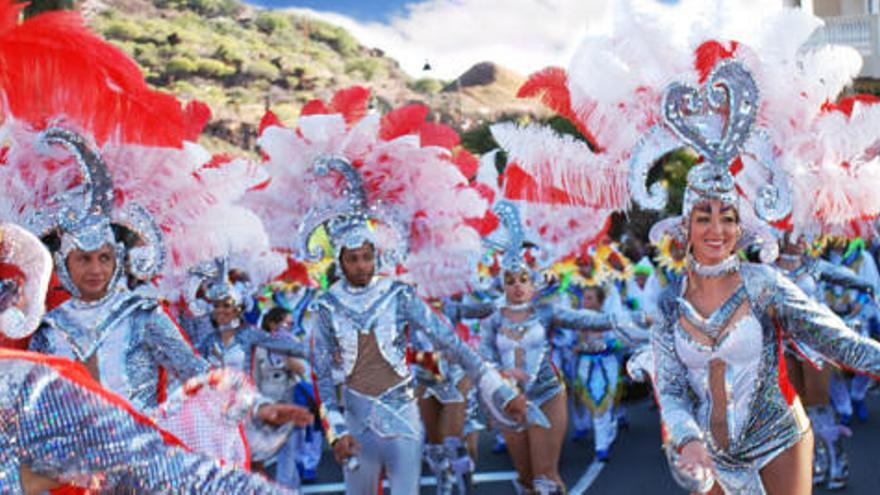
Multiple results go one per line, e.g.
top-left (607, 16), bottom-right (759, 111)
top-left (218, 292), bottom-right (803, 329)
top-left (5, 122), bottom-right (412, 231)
top-left (0, 223), bottom-right (52, 339)
top-left (0, 1), bottom-right (283, 299)
top-left (247, 87), bottom-right (488, 298)
top-left (507, 0), bottom-right (880, 255)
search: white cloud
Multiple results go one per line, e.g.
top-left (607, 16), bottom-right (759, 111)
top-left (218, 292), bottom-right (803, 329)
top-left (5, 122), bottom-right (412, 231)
top-left (287, 0), bottom-right (789, 80)
top-left (287, 0), bottom-right (614, 79)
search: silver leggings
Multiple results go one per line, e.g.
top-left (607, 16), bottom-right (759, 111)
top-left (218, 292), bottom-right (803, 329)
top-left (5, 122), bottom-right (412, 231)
top-left (343, 429), bottom-right (423, 494)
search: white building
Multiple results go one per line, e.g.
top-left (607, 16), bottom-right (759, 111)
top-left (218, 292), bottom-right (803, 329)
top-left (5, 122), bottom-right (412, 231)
top-left (795, 0), bottom-right (880, 77)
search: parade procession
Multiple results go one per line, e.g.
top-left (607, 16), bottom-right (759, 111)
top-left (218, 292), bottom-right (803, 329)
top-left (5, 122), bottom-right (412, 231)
top-left (4, 0), bottom-right (880, 493)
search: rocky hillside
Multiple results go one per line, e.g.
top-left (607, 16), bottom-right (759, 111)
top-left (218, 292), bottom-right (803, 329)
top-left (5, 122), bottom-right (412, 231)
top-left (82, 0), bottom-right (547, 151)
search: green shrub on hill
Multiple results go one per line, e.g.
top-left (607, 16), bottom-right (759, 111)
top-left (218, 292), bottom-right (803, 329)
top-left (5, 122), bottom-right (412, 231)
top-left (345, 57), bottom-right (384, 81)
top-left (245, 60), bottom-right (281, 81)
top-left (409, 78), bottom-right (445, 95)
top-left (167, 55), bottom-right (199, 78)
top-left (197, 58), bottom-right (236, 78)
top-left (214, 42), bottom-right (246, 66)
top-left (155, 0), bottom-right (242, 18)
top-left (307, 19), bottom-right (360, 57)
top-left (103, 18), bottom-right (144, 40)
top-left (255, 11), bottom-right (290, 34)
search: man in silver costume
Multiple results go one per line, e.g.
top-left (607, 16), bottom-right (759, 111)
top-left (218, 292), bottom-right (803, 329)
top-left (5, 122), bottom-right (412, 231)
top-left (26, 129), bottom-right (210, 412)
top-left (305, 157), bottom-right (526, 495)
top-left (311, 239), bottom-right (526, 495)
top-left (0, 222), bottom-right (293, 495)
top-left (26, 129), bottom-right (303, 431)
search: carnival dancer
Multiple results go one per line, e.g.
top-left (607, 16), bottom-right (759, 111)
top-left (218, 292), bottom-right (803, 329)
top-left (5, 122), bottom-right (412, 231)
top-left (822, 237), bottom-right (880, 425)
top-left (189, 257), bottom-right (307, 373)
top-left (415, 293), bottom-right (497, 494)
top-left (492, 4), bottom-right (880, 492)
top-left (24, 128), bottom-right (209, 411)
top-left (569, 284), bottom-right (623, 462)
top-left (0, 221), bottom-right (301, 494)
top-left (639, 58), bottom-right (880, 495)
top-left (477, 201), bottom-right (638, 494)
top-left (630, 31), bottom-right (880, 495)
top-left (245, 89), bottom-right (527, 495)
top-left (544, 249), bottom-right (612, 441)
top-left (308, 187), bottom-right (525, 495)
top-left (182, 256), bottom-right (316, 467)
top-left (776, 235), bottom-right (875, 489)
top-left (255, 277), bottom-right (324, 485)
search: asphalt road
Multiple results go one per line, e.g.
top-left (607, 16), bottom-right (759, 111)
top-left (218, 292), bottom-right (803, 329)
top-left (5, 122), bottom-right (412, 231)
top-left (300, 392), bottom-right (880, 494)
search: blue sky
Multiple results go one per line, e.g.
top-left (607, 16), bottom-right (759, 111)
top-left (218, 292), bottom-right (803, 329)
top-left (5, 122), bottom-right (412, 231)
top-left (248, 0), bottom-right (413, 22)
top-left (249, 0), bottom-right (681, 21)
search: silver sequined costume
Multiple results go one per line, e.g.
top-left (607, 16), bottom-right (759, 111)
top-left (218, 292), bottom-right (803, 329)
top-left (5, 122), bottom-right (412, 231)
top-left (310, 276), bottom-right (517, 494)
top-left (0, 351), bottom-right (289, 494)
top-left (413, 300), bottom-right (496, 404)
top-left (29, 285), bottom-right (208, 412)
top-left (196, 319), bottom-right (308, 373)
top-left (479, 303), bottom-right (612, 428)
top-left (780, 257), bottom-right (871, 365)
top-left (654, 263), bottom-right (880, 494)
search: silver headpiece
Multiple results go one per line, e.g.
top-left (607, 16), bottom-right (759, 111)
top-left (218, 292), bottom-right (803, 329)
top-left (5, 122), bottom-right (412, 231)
top-left (188, 256), bottom-right (245, 305)
top-left (631, 61), bottom-right (791, 221)
top-left (297, 156), bottom-right (408, 266)
top-left (28, 128), bottom-right (166, 296)
top-left (484, 200), bottom-right (534, 275)
top-left (631, 61), bottom-right (791, 259)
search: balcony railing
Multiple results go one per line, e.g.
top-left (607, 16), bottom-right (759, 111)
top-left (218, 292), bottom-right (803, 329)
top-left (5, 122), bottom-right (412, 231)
top-left (807, 14), bottom-right (880, 78)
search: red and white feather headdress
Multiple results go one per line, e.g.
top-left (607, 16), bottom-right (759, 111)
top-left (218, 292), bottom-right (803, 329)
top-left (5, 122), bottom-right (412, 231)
top-left (497, 1), bottom-right (880, 258)
top-left (246, 87), bottom-right (489, 298)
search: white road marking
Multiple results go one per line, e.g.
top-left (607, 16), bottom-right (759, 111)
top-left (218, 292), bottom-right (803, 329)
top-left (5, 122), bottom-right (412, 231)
top-left (301, 470), bottom-right (519, 493)
top-left (568, 460), bottom-right (606, 495)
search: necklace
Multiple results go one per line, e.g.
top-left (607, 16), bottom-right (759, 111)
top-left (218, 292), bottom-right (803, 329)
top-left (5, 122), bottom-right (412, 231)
top-left (688, 253), bottom-right (740, 278)
top-left (503, 302), bottom-right (531, 312)
top-left (217, 319), bottom-right (242, 333)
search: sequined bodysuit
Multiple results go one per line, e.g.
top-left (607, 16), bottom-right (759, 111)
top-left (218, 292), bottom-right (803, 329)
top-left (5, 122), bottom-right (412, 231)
top-left (654, 263), bottom-right (880, 494)
top-left (479, 304), bottom-right (611, 428)
top-left (30, 286), bottom-right (208, 412)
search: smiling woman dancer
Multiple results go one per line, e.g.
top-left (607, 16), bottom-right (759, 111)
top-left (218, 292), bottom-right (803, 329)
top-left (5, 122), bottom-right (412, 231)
top-left (487, 4), bottom-right (880, 492)
top-left (477, 202), bottom-right (633, 495)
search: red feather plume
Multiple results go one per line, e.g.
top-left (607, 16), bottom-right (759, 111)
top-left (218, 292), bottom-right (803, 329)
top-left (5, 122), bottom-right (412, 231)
top-left (517, 66), bottom-right (599, 149)
top-left (259, 110), bottom-right (283, 134)
top-left (0, 0), bottom-right (207, 147)
top-left (694, 40), bottom-right (738, 83)
top-left (330, 86), bottom-right (371, 125)
top-left (380, 104), bottom-right (430, 141)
